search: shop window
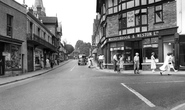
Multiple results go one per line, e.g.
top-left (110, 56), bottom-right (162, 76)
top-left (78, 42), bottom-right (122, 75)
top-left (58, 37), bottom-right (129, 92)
top-left (180, 44), bottom-right (185, 67)
top-left (127, 28), bottom-right (135, 34)
top-left (155, 5), bottom-right (163, 23)
top-left (135, 27), bottom-right (140, 33)
top-left (114, 6), bottom-right (118, 13)
top-left (143, 38), bottom-right (159, 62)
top-left (141, 26), bottom-right (147, 32)
top-left (163, 42), bottom-right (174, 61)
top-left (4, 44), bottom-right (21, 69)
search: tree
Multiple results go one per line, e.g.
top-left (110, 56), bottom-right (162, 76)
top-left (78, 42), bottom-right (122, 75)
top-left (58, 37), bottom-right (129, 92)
top-left (65, 44), bottom-right (74, 55)
top-left (75, 40), bottom-right (91, 56)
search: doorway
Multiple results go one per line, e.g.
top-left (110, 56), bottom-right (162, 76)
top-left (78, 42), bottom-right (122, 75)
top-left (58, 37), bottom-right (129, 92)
top-left (133, 41), bottom-right (143, 69)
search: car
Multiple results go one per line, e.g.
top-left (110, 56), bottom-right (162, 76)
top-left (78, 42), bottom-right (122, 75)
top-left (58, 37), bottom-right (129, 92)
top-left (78, 54), bottom-right (87, 65)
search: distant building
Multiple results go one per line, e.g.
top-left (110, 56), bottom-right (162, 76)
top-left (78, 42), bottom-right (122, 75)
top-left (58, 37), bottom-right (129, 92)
top-left (0, 0), bottom-right (27, 75)
top-left (95, 0), bottom-right (185, 70)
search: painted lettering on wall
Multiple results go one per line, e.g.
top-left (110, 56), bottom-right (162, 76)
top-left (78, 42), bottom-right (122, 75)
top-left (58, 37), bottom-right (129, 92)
top-left (108, 31), bottom-right (159, 42)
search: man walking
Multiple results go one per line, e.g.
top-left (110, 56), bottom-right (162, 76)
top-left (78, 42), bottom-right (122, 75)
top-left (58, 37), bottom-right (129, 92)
top-left (113, 53), bottom-right (118, 72)
top-left (134, 53), bottom-right (140, 74)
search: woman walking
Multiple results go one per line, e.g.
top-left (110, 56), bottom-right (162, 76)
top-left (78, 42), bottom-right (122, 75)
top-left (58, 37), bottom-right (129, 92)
top-left (159, 53), bottom-right (173, 75)
top-left (151, 52), bottom-right (156, 73)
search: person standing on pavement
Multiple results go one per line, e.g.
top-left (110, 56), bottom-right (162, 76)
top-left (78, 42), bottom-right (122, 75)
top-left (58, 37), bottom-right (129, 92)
top-left (151, 52), bottom-right (156, 73)
top-left (113, 53), bottom-right (118, 72)
top-left (134, 53), bottom-right (140, 74)
top-left (119, 54), bottom-right (125, 73)
top-left (46, 58), bottom-right (50, 69)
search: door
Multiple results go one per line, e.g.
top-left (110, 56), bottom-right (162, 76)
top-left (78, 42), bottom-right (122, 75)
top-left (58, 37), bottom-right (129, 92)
top-left (133, 41), bottom-right (143, 69)
top-left (27, 47), bottom-right (34, 72)
top-left (0, 56), bottom-right (5, 75)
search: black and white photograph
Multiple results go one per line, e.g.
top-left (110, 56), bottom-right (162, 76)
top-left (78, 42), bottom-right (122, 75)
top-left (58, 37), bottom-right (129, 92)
top-left (0, 0), bottom-right (185, 110)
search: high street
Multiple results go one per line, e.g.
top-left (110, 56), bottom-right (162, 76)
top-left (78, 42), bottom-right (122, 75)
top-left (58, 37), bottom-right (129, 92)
top-left (0, 60), bottom-right (185, 110)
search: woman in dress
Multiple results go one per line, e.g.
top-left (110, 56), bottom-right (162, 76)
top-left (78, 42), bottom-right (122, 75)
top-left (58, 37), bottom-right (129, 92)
top-left (159, 53), bottom-right (172, 75)
top-left (151, 52), bottom-right (156, 73)
top-left (119, 54), bottom-right (125, 73)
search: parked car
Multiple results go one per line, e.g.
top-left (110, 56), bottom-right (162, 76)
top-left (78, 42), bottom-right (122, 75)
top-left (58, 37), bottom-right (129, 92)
top-left (78, 54), bottom-right (87, 65)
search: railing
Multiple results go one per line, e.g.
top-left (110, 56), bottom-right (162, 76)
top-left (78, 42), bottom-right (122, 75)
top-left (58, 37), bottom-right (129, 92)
top-left (27, 33), bottom-right (57, 52)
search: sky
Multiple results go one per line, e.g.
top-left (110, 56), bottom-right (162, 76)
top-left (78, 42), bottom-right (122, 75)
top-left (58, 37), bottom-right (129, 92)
top-left (15, 0), bottom-right (97, 47)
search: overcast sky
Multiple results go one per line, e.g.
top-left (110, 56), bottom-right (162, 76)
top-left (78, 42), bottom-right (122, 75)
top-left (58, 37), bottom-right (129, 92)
top-left (16, 0), bottom-right (96, 47)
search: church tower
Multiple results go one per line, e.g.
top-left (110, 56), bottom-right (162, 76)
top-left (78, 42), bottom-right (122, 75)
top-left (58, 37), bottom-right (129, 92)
top-left (33, 0), bottom-right (46, 17)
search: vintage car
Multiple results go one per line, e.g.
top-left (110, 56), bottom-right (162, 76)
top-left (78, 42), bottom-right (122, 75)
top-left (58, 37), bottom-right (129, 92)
top-left (78, 54), bottom-right (87, 65)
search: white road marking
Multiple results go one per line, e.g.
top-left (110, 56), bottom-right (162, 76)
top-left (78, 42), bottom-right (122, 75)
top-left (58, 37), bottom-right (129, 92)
top-left (171, 103), bottom-right (185, 110)
top-left (125, 80), bottom-right (185, 85)
top-left (70, 65), bottom-right (76, 71)
top-left (121, 83), bottom-right (156, 108)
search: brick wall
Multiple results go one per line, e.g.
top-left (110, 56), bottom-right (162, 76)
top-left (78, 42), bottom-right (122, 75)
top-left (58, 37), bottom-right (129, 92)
top-left (0, 1), bottom-right (27, 73)
top-left (106, 15), bottom-right (119, 37)
top-left (148, 1), bottom-right (177, 31)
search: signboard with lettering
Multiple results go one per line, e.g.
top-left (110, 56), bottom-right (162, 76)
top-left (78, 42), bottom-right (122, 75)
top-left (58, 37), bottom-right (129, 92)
top-left (108, 31), bottom-right (159, 42)
top-left (127, 11), bottom-right (135, 27)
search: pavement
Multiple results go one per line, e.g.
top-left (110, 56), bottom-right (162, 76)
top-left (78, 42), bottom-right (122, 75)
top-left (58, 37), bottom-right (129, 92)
top-left (0, 60), bottom-right (70, 86)
top-left (92, 65), bottom-right (185, 75)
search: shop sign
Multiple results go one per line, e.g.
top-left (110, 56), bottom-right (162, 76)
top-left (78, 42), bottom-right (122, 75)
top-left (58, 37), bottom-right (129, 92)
top-left (108, 31), bottom-right (159, 42)
top-left (110, 47), bottom-right (124, 51)
top-left (127, 11), bottom-right (135, 27)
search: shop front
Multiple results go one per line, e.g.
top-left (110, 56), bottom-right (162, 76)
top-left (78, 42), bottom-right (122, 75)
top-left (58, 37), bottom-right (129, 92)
top-left (104, 28), bottom-right (178, 71)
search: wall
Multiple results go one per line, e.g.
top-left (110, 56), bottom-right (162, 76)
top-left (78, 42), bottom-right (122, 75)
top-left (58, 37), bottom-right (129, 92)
top-left (0, 0), bottom-right (27, 73)
top-left (106, 15), bottom-right (119, 37)
top-left (148, 1), bottom-right (177, 31)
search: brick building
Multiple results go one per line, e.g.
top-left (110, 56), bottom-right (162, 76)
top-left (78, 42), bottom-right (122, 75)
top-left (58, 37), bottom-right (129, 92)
top-left (95, 0), bottom-right (185, 70)
top-left (0, 0), bottom-right (27, 75)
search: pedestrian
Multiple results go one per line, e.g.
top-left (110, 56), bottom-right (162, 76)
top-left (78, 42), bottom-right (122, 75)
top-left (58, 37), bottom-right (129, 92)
top-left (98, 54), bottom-right (104, 69)
top-left (46, 58), bottom-right (50, 69)
top-left (159, 52), bottom-right (175, 75)
top-left (88, 57), bottom-right (92, 68)
top-left (134, 53), bottom-right (140, 74)
top-left (50, 58), bottom-right (54, 68)
top-left (119, 54), bottom-right (125, 73)
top-left (169, 53), bottom-right (178, 72)
top-left (40, 57), bottom-right (44, 69)
top-left (113, 53), bottom-right (118, 72)
top-left (151, 52), bottom-right (156, 73)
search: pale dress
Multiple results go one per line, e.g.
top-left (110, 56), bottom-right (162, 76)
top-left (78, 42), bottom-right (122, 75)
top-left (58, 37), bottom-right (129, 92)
top-left (151, 55), bottom-right (156, 69)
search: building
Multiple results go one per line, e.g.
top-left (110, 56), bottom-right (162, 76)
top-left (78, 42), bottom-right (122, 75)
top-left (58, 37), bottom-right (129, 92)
top-left (27, 9), bottom-right (57, 71)
top-left (95, 0), bottom-right (185, 70)
top-left (26, 0), bottom-right (62, 71)
top-left (0, 0), bottom-right (27, 75)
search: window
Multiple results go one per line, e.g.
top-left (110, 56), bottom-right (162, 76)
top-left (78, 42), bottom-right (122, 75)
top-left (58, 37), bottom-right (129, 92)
top-left (38, 28), bottom-right (40, 36)
top-left (141, 0), bottom-right (147, 5)
top-left (155, 5), bottom-right (163, 23)
top-left (119, 13), bottom-right (127, 30)
top-left (143, 38), bottom-right (159, 62)
top-left (135, 10), bottom-right (141, 26)
top-left (135, 0), bottom-right (140, 6)
top-left (108, 0), bottom-right (113, 7)
top-left (7, 14), bottom-right (13, 37)
top-left (127, 0), bottom-right (134, 9)
top-left (148, 0), bottom-right (154, 4)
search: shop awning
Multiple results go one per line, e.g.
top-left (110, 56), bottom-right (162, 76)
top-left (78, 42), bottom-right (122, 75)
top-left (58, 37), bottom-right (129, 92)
top-left (0, 35), bottom-right (23, 45)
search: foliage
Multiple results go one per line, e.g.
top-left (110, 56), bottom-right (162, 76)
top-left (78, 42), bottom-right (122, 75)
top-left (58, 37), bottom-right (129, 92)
top-left (75, 40), bottom-right (91, 56)
top-left (65, 44), bottom-right (74, 55)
